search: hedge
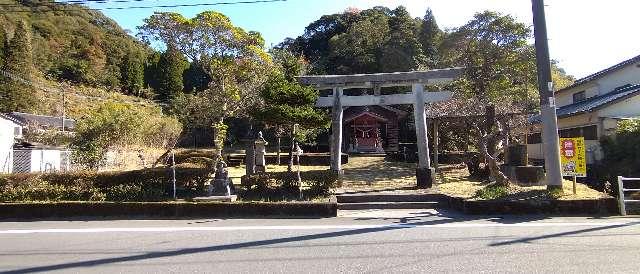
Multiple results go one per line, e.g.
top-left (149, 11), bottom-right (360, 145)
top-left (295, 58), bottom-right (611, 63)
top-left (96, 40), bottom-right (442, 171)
top-left (0, 163), bottom-right (212, 202)
top-left (241, 170), bottom-right (339, 201)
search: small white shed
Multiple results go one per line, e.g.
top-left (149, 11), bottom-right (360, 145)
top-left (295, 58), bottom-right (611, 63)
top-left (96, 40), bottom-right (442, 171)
top-left (12, 143), bottom-right (70, 173)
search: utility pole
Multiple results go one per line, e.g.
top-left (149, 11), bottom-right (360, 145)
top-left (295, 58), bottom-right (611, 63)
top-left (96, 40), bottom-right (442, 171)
top-left (61, 87), bottom-right (66, 134)
top-left (532, 0), bottom-right (563, 192)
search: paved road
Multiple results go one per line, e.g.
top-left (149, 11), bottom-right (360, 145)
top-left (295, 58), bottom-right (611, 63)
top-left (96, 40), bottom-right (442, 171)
top-left (1, 210), bottom-right (639, 273)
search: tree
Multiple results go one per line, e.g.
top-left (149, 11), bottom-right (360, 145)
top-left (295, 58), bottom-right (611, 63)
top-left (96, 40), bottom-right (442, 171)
top-left (252, 50), bottom-right (328, 171)
top-left (182, 61), bottom-right (211, 93)
top-left (154, 46), bottom-right (188, 103)
top-left (119, 50), bottom-right (145, 96)
top-left (0, 20), bottom-right (37, 112)
top-left (71, 102), bottom-right (181, 169)
top-left (379, 7), bottom-right (425, 72)
top-left (441, 11), bottom-right (537, 186)
top-left (139, 11), bottom-right (272, 151)
top-left (418, 8), bottom-right (443, 68)
top-left (328, 9), bottom-right (389, 74)
top-left (0, 27), bottom-right (6, 68)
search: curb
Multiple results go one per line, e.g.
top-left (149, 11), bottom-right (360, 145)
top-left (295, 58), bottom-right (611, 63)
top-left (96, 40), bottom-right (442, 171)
top-left (0, 201), bottom-right (338, 220)
top-left (445, 196), bottom-right (618, 216)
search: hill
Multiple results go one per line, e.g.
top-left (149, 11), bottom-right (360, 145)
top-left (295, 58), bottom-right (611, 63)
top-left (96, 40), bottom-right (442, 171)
top-left (0, 0), bottom-right (158, 117)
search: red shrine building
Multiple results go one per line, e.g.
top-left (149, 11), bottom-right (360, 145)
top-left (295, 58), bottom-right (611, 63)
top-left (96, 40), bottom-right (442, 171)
top-left (342, 106), bottom-right (408, 153)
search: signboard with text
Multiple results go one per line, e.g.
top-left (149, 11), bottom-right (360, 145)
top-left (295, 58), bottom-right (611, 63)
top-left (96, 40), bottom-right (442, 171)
top-left (559, 137), bottom-right (587, 177)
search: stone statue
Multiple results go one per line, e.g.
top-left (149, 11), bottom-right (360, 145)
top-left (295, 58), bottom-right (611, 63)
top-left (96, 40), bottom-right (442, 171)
top-left (255, 131), bottom-right (268, 173)
top-left (210, 161), bottom-right (231, 196)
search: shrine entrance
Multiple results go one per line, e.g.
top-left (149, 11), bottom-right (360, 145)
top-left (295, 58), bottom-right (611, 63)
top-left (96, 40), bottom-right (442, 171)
top-left (298, 68), bottom-right (463, 188)
top-left (347, 111), bottom-right (385, 153)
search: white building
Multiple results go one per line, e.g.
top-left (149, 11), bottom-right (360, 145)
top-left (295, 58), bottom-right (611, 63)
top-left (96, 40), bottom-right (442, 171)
top-left (528, 54), bottom-right (640, 164)
top-left (0, 114), bottom-right (22, 173)
top-left (12, 143), bottom-right (71, 173)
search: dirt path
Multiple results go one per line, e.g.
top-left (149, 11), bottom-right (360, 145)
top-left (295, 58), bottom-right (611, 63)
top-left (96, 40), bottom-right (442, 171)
top-left (338, 155), bottom-right (419, 193)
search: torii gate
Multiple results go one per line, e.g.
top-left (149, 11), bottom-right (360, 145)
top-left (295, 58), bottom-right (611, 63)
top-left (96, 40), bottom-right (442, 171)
top-left (298, 68), bottom-right (463, 188)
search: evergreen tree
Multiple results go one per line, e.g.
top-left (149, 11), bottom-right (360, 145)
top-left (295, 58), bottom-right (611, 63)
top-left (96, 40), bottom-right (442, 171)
top-left (418, 8), bottom-right (443, 68)
top-left (0, 27), bottom-right (6, 68)
top-left (119, 51), bottom-right (144, 96)
top-left (155, 46), bottom-right (188, 103)
top-left (182, 61), bottom-right (211, 93)
top-left (380, 6), bottom-right (425, 72)
top-left (0, 20), bottom-right (37, 112)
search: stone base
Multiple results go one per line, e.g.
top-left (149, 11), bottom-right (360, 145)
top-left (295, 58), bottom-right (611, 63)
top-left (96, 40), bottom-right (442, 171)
top-left (193, 195), bottom-right (237, 202)
top-left (500, 165), bottom-right (545, 186)
top-left (255, 165), bottom-right (266, 173)
top-left (416, 167), bottom-right (435, 189)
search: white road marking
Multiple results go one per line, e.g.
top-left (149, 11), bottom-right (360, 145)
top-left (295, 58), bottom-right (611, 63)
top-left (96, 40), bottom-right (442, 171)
top-left (0, 222), bottom-right (632, 234)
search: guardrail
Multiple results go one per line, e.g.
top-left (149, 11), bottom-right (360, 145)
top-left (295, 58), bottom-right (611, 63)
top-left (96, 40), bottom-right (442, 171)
top-left (617, 176), bottom-right (640, 215)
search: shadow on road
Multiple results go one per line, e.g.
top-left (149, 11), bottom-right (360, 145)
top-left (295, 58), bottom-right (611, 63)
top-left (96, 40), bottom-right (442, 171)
top-left (4, 213), bottom-right (638, 274)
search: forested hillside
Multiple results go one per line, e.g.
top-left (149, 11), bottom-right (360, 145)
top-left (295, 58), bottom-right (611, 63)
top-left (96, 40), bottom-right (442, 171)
top-left (0, 0), bottom-right (151, 93)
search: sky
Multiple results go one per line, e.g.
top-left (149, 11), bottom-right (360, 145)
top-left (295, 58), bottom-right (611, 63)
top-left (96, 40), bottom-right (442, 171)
top-left (87, 0), bottom-right (640, 79)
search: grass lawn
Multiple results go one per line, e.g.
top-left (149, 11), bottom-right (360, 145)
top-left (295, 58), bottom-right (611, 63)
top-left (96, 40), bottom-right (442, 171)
top-left (437, 164), bottom-right (609, 201)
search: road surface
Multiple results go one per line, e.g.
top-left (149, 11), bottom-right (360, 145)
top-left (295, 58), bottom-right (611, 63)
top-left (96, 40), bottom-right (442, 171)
top-left (1, 210), bottom-right (639, 273)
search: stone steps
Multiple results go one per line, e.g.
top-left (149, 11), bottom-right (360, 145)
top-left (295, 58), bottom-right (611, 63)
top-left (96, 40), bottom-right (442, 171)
top-left (338, 201), bottom-right (442, 210)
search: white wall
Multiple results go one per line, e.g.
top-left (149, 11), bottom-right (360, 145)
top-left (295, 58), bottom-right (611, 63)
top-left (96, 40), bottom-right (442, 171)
top-left (0, 118), bottom-right (16, 173)
top-left (29, 149), bottom-right (61, 173)
top-left (555, 61), bottom-right (640, 108)
top-left (598, 94), bottom-right (640, 118)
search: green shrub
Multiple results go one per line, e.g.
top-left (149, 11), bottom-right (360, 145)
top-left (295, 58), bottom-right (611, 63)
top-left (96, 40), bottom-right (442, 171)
top-left (180, 157), bottom-right (216, 169)
top-left (475, 184), bottom-right (509, 200)
top-left (174, 149), bottom-right (218, 164)
top-left (0, 165), bottom-right (212, 202)
top-left (594, 119), bottom-right (640, 194)
top-left (0, 176), bottom-right (105, 202)
top-left (241, 170), bottom-right (338, 201)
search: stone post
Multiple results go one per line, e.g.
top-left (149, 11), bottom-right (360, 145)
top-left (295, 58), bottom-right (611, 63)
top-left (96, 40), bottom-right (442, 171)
top-left (412, 83), bottom-right (435, 188)
top-left (330, 87), bottom-right (344, 174)
top-left (255, 131), bottom-right (268, 173)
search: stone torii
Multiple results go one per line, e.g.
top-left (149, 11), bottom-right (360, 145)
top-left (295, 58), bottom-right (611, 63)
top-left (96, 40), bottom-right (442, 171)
top-left (298, 68), bottom-right (463, 188)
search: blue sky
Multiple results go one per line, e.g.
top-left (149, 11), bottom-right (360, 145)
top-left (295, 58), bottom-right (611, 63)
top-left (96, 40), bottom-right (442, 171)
top-left (88, 0), bottom-right (640, 79)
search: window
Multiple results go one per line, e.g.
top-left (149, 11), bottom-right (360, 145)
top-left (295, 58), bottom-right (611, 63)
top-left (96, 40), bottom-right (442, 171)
top-left (528, 125), bottom-right (598, 144)
top-left (559, 125), bottom-right (598, 140)
top-left (573, 91), bottom-right (586, 103)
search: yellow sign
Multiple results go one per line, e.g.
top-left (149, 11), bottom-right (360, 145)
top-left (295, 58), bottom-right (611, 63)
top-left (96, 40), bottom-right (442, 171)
top-left (559, 137), bottom-right (587, 177)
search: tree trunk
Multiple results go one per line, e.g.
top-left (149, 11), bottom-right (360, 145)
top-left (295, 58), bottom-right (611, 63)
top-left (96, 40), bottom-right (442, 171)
top-left (478, 135), bottom-right (509, 187)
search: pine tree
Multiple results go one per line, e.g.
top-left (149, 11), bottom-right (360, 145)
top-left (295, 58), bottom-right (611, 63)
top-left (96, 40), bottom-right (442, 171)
top-left (155, 47), bottom-right (188, 103)
top-left (419, 8), bottom-right (443, 68)
top-left (380, 6), bottom-right (425, 72)
top-left (0, 20), bottom-right (37, 112)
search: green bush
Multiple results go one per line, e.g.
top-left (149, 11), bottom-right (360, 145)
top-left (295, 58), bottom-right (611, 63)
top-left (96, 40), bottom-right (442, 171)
top-left (594, 119), bottom-right (640, 194)
top-left (0, 176), bottom-right (105, 202)
top-left (241, 170), bottom-right (338, 201)
top-left (174, 149), bottom-right (219, 164)
top-left (0, 165), bottom-right (212, 202)
top-left (475, 184), bottom-right (509, 200)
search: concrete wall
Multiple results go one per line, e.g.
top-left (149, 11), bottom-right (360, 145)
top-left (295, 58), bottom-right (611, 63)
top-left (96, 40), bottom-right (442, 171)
top-left (0, 118), bottom-right (16, 173)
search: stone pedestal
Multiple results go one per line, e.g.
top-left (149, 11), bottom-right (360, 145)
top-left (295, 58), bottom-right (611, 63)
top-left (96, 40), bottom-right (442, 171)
top-left (416, 167), bottom-right (435, 189)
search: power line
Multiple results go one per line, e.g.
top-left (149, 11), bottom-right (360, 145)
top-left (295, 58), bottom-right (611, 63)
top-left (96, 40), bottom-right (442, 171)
top-left (0, 0), bottom-right (286, 13)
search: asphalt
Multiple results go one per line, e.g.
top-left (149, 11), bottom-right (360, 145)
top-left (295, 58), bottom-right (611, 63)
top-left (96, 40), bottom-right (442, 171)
top-left (1, 209), bottom-right (639, 273)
